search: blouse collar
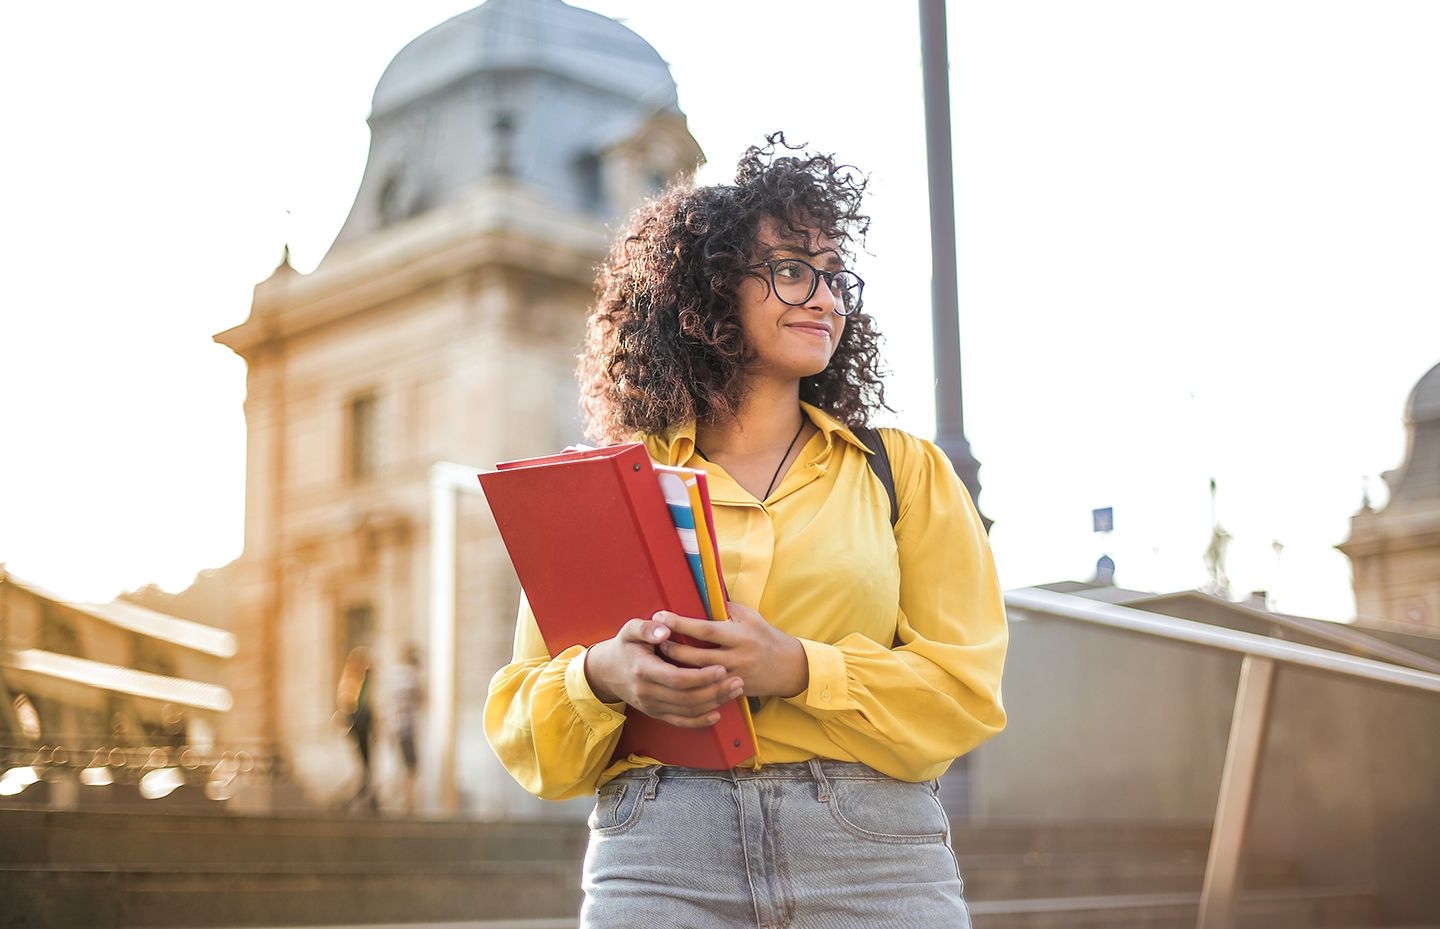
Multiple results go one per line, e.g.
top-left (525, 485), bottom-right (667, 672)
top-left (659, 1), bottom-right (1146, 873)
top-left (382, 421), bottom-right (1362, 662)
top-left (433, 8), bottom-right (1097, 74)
top-left (644, 402), bottom-right (875, 466)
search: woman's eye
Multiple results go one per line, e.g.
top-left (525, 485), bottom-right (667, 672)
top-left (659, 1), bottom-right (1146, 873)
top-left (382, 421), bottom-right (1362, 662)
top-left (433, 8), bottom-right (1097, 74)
top-left (774, 261), bottom-right (806, 281)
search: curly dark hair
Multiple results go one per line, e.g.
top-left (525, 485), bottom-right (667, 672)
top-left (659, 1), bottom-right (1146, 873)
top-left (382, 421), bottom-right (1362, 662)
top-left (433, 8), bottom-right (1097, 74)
top-left (577, 132), bottom-right (889, 443)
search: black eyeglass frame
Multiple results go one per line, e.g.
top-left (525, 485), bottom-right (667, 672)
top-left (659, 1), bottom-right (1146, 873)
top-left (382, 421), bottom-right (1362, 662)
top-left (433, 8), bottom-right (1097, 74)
top-left (746, 258), bottom-right (865, 316)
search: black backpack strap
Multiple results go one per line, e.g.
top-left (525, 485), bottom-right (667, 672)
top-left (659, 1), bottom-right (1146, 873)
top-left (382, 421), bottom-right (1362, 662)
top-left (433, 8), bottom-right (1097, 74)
top-left (852, 425), bottom-right (898, 529)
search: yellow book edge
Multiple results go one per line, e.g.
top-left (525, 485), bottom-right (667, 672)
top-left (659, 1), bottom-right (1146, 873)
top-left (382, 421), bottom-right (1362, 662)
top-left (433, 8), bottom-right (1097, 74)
top-left (682, 470), bottom-right (759, 761)
top-left (684, 476), bottom-right (727, 621)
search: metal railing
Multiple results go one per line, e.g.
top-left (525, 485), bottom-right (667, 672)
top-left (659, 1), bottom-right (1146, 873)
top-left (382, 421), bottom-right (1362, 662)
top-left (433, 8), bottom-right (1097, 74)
top-left (1003, 587), bottom-right (1440, 929)
top-left (0, 739), bottom-right (287, 802)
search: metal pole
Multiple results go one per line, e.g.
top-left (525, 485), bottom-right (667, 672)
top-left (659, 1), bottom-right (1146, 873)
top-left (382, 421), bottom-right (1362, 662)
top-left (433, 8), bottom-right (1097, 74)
top-left (919, 0), bottom-right (989, 528)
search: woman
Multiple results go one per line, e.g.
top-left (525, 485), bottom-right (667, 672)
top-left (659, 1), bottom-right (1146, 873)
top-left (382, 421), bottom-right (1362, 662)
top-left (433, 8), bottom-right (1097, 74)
top-left (485, 134), bottom-right (1007, 928)
top-left (392, 643), bottom-right (425, 815)
top-left (336, 646), bottom-right (377, 812)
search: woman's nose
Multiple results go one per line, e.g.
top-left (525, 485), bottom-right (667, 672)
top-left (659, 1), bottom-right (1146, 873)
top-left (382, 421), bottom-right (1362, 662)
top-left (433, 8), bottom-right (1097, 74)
top-left (806, 277), bottom-right (840, 313)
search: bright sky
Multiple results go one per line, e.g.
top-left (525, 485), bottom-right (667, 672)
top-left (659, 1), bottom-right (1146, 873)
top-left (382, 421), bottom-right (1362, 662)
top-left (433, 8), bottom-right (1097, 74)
top-left (2, 1), bottom-right (1438, 620)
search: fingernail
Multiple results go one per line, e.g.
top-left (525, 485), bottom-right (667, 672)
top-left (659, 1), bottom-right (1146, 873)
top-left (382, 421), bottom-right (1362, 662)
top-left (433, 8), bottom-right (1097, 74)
top-left (652, 626), bottom-right (666, 640)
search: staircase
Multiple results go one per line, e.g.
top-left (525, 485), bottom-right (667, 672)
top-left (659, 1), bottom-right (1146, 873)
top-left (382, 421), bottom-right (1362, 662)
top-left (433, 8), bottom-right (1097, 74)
top-left (0, 805), bottom-right (586, 929)
top-left (0, 806), bottom-right (1412, 929)
top-left (955, 822), bottom-right (1385, 929)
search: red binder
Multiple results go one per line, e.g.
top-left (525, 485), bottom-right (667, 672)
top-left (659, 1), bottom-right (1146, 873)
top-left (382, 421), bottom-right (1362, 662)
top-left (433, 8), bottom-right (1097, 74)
top-left (478, 442), bottom-right (756, 769)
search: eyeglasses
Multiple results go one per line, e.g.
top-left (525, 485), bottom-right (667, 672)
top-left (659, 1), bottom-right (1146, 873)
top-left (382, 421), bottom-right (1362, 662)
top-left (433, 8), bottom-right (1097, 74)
top-left (747, 258), bottom-right (865, 316)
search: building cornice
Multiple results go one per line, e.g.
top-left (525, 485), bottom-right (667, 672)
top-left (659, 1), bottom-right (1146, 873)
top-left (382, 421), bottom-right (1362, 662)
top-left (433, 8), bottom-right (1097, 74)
top-left (1338, 505), bottom-right (1440, 559)
top-left (215, 183), bottom-right (609, 358)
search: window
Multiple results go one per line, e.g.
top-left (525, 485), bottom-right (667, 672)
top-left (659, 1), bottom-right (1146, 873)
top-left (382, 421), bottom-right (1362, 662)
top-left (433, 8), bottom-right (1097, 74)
top-left (341, 603), bottom-right (374, 660)
top-left (131, 634), bottom-right (175, 678)
top-left (378, 172), bottom-right (404, 226)
top-left (39, 606), bottom-right (82, 658)
top-left (347, 394), bottom-right (377, 481)
top-left (575, 153), bottom-right (604, 215)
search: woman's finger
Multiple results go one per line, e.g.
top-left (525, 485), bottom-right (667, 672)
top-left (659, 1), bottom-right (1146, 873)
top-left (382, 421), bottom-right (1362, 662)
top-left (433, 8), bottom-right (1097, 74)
top-left (654, 710), bottom-right (723, 729)
top-left (636, 652), bottom-right (725, 688)
top-left (653, 611), bottom-right (735, 645)
top-left (617, 616), bottom-right (672, 645)
top-left (633, 675), bottom-right (743, 715)
top-left (657, 640), bottom-right (731, 670)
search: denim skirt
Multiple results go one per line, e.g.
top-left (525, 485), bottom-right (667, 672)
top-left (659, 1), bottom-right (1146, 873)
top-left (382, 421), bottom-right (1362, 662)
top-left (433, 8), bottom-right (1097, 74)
top-left (580, 760), bottom-right (971, 929)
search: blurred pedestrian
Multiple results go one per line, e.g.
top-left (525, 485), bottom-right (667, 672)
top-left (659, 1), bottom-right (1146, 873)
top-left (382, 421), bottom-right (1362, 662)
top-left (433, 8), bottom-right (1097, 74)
top-left (392, 643), bottom-right (425, 815)
top-left (336, 646), bottom-right (377, 812)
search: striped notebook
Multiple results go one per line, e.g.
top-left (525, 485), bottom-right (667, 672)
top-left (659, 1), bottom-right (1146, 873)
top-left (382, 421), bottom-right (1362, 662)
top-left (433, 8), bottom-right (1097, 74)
top-left (655, 468), bottom-right (710, 612)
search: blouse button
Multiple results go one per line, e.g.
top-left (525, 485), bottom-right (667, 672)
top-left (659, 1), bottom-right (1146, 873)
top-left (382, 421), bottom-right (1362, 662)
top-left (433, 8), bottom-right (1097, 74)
top-left (820, 689), bottom-right (832, 702)
top-left (600, 712), bottom-right (613, 722)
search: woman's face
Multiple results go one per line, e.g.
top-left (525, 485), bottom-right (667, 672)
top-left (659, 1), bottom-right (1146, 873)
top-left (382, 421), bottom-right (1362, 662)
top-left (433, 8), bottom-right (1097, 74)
top-left (735, 220), bottom-right (849, 384)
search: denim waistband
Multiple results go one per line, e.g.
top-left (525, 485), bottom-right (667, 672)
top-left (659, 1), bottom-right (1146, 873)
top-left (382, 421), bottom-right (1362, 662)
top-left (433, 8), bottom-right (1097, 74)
top-left (610, 760), bottom-right (891, 784)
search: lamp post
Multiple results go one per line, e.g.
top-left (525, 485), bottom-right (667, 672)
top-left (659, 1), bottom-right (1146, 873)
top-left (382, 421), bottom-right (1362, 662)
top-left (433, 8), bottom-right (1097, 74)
top-left (919, 0), bottom-right (990, 530)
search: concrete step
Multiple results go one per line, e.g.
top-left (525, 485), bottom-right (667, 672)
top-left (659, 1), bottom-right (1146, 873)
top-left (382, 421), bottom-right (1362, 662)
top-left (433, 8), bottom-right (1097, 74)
top-left (199, 923), bottom-right (1440, 929)
top-left (970, 887), bottom-right (1386, 929)
top-left (0, 807), bottom-right (587, 867)
top-left (1, 865), bottom-right (1385, 929)
top-left (960, 851), bottom-right (1204, 900)
top-left (0, 807), bottom-right (1390, 929)
top-left (970, 891), bottom-right (1200, 929)
top-left (957, 844), bottom-right (1302, 901)
top-left (2, 809), bottom-right (1214, 874)
top-left (0, 865), bottom-right (585, 928)
top-left (208, 923), bottom-right (580, 929)
top-left (951, 820), bottom-right (1212, 855)
top-left (1233, 885), bottom-right (1383, 929)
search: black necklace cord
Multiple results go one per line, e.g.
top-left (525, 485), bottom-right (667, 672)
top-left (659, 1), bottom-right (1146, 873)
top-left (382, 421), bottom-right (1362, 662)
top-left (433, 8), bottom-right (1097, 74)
top-left (762, 418), bottom-right (807, 500)
top-left (693, 415), bottom-right (807, 501)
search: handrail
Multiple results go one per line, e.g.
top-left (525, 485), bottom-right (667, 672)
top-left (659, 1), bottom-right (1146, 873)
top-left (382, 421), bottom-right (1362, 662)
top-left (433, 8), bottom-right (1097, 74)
top-left (1130, 591), bottom-right (1440, 674)
top-left (1004, 587), bottom-right (1440, 694)
top-left (1004, 585), bottom-right (1440, 929)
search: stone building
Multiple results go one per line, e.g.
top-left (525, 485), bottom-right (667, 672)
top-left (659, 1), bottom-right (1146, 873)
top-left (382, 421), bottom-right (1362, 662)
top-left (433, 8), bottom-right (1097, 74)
top-left (0, 568), bottom-right (235, 804)
top-left (1339, 360), bottom-right (1440, 637)
top-left (214, 0), bottom-right (702, 814)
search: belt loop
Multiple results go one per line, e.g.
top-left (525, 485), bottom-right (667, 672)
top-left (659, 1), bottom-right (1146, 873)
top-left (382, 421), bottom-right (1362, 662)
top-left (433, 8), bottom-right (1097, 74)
top-left (807, 758), bottom-right (830, 803)
top-left (642, 766), bottom-right (661, 800)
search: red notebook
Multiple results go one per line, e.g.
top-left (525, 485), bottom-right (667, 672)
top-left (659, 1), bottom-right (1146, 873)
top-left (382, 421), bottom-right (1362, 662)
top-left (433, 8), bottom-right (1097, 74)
top-left (478, 443), bottom-right (755, 769)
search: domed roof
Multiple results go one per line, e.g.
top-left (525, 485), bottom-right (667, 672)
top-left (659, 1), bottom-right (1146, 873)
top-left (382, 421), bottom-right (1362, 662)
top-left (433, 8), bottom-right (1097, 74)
top-left (372, 0), bottom-right (679, 117)
top-left (1407, 360), bottom-right (1440, 424)
top-left (321, 0), bottom-right (697, 260)
top-left (1383, 358), bottom-right (1440, 508)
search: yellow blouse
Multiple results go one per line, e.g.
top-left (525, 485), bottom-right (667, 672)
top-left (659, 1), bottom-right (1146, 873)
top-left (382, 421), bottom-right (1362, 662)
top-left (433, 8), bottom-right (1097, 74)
top-left (484, 403), bottom-right (1008, 800)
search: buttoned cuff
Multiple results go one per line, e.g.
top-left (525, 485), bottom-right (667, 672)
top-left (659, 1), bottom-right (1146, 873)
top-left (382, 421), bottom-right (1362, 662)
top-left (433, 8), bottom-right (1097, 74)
top-left (564, 648), bottom-right (627, 734)
top-left (785, 639), bottom-right (851, 710)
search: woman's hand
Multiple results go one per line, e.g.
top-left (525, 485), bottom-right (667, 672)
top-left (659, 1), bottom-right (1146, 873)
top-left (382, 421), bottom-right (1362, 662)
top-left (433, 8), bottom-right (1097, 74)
top-left (654, 603), bottom-right (809, 699)
top-left (584, 617), bottom-right (745, 728)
